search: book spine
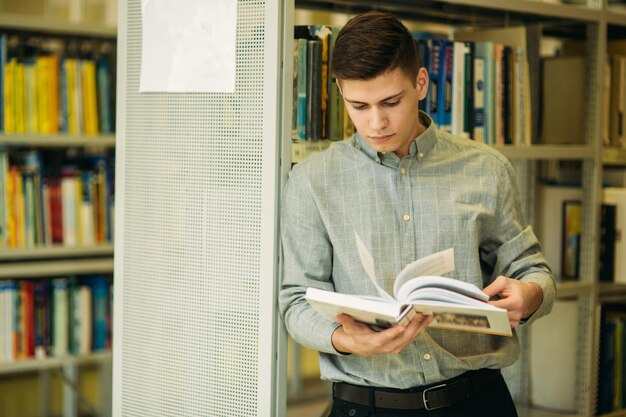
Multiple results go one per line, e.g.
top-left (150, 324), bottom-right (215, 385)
top-left (473, 57), bottom-right (485, 143)
top-left (307, 39), bottom-right (322, 141)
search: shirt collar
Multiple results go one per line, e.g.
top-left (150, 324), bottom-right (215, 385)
top-left (352, 111), bottom-right (437, 165)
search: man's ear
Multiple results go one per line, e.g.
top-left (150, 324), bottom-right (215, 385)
top-left (416, 67), bottom-right (429, 101)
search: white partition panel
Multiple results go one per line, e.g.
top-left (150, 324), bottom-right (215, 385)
top-left (113, 1), bottom-right (284, 416)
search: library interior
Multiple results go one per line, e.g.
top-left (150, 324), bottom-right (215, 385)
top-left (1, 0), bottom-right (626, 416)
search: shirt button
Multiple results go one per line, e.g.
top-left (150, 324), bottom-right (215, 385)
top-left (400, 168), bottom-right (406, 175)
top-left (424, 353), bottom-right (431, 360)
top-left (419, 152), bottom-right (424, 158)
top-left (403, 214), bottom-right (410, 221)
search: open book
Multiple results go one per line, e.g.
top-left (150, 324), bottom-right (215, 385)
top-left (305, 233), bottom-right (512, 336)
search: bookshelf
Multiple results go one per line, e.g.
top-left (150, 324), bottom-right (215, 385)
top-left (0, 11), bottom-right (116, 417)
top-left (285, 0), bottom-right (624, 416)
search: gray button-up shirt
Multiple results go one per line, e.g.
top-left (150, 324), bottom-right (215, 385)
top-left (279, 112), bottom-right (555, 388)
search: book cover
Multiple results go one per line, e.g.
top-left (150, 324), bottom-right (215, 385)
top-left (604, 187), bottom-right (626, 283)
top-left (295, 38), bottom-right (308, 141)
top-left (600, 204), bottom-right (617, 282)
top-left (52, 278), bottom-right (69, 357)
top-left (473, 56), bottom-right (485, 143)
top-left (305, 233), bottom-right (511, 336)
top-left (307, 39), bottom-right (322, 141)
top-left (91, 276), bottom-right (109, 351)
top-left (561, 200), bottom-right (582, 280)
top-left (96, 59), bottom-right (113, 134)
top-left (451, 42), bottom-right (467, 137)
top-left (542, 56), bottom-right (585, 145)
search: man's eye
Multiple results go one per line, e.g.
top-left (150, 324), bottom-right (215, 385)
top-left (384, 101), bottom-right (400, 107)
top-left (352, 104), bottom-right (367, 110)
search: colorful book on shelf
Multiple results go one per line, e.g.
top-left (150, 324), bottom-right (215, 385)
top-left (36, 55), bottom-right (60, 134)
top-left (474, 42), bottom-right (494, 145)
top-left (81, 60), bottom-right (99, 135)
top-left (306, 39), bottom-right (323, 141)
top-left (295, 38), bottom-right (308, 141)
top-left (14, 62), bottom-right (26, 134)
top-left (0, 33), bottom-right (5, 133)
top-left (0, 151), bottom-right (7, 248)
top-left (91, 276), bottom-right (110, 351)
top-left (4, 58), bottom-right (16, 134)
top-left (599, 203), bottom-right (617, 283)
top-left (23, 60), bottom-right (38, 134)
top-left (426, 39), bottom-right (444, 126)
top-left (52, 278), bottom-right (69, 357)
top-left (604, 187), bottom-right (626, 284)
top-left (561, 200), bottom-right (582, 280)
top-left (33, 281), bottom-right (51, 359)
top-left (305, 233), bottom-right (512, 336)
top-left (440, 41), bottom-right (453, 132)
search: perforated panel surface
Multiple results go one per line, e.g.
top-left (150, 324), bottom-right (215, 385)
top-left (114, 1), bottom-right (281, 416)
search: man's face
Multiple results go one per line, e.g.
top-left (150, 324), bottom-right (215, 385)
top-left (340, 67), bottom-right (428, 159)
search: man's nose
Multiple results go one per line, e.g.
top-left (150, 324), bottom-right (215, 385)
top-left (369, 107), bottom-right (388, 131)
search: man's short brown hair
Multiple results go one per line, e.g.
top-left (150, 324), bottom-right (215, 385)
top-left (331, 12), bottom-right (419, 85)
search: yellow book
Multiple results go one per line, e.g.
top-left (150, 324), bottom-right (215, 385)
top-left (15, 171), bottom-right (25, 248)
top-left (48, 55), bottom-right (60, 134)
top-left (36, 56), bottom-right (51, 133)
top-left (14, 63), bottom-right (26, 133)
top-left (4, 59), bottom-right (16, 133)
top-left (64, 59), bottom-right (78, 134)
top-left (81, 60), bottom-right (99, 135)
top-left (6, 167), bottom-right (17, 247)
top-left (23, 63), bottom-right (39, 133)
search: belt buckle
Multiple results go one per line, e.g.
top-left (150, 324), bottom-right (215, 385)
top-left (422, 383), bottom-right (447, 411)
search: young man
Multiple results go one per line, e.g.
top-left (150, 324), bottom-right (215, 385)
top-left (279, 12), bottom-right (555, 417)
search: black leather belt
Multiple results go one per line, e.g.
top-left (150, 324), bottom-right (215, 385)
top-left (333, 369), bottom-right (500, 411)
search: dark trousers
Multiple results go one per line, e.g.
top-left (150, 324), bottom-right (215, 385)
top-left (328, 370), bottom-right (518, 417)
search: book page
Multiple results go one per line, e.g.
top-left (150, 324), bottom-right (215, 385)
top-left (395, 275), bottom-right (489, 304)
top-left (355, 232), bottom-right (395, 302)
top-left (393, 249), bottom-right (455, 297)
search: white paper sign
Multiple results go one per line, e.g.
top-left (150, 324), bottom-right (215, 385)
top-left (140, 0), bottom-right (237, 93)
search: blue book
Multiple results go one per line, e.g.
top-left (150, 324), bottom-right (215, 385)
top-left (90, 276), bottom-right (109, 351)
top-left (426, 39), bottom-right (445, 126)
top-left (440, 40), bottom-right (454, 132)
top-left (96, 59), bottom-right (113, 134)
top-left (474, 42), bottom-right (494, 144)
top-left (296, 38), bottom-right (308, 140)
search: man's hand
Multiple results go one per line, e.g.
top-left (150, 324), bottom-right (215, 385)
top-left (483, 276), bottom-right (543, 328)
top-left (331, 313), bottom-right (433, 356)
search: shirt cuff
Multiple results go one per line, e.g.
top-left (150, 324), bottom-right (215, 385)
top-left (519, 272), bottom-right (556, 326)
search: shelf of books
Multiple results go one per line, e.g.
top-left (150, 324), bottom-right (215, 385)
top-left (0, 134), bottom-right (115, 148)
top-left (289, 1), bottom-right (614, 416)
top-left (0, 258), bottom-right (113, 278)
top-left (0, 13), bottom-right (116, 37)
top-left (0, 275), bottom-right (113, 373)
top-left (0, 244), bottom-right (113, 261)
top-left (0, 351), bottom-right (112, 375)
top-left (0, 10), bottom-right (116, 417)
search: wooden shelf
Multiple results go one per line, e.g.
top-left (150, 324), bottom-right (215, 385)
top-left (0, 351), bottom-right (112, 375)
top-left (0, 244), bottom-right (114, 261)
top-left (0, 13), bottom-right (116, 37)
top-left (607, 6), bottom-right (626, 26)
top-left (603, 147), bottom-right (626, 166)
top-left (0, 134), bottom-right (115, 148)
top-left (517, 405), bottom-right (584, 417)
top-left (556, 281), bottom-right (593, 299)
top-left (292, 140), bottom-right (333, 163)
top-left (296, 0), bottom-right (601, 25)
top-left (0, 258), bottom-right (113, 278)
top-left (494, 144), bottom-right (595, 160)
